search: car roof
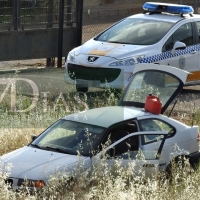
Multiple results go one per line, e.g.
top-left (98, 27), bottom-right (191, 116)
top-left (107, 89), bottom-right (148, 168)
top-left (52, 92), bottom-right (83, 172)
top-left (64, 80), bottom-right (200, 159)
top-left (64, 106), bottom-right (151, 128)
top-left (128, 13), bottom-right (200, 23)
top-left (129, 13), bottom-right (182, 23)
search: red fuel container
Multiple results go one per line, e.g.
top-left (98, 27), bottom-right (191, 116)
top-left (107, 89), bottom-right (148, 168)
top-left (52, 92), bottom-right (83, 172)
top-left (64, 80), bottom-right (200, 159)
top-left (144, 94), bottom-right (162, 114)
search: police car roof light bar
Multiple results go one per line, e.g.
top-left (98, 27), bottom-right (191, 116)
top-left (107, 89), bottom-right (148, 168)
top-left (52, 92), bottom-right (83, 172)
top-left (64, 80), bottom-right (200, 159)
top-left (143, 2), bottom-right (194, 15)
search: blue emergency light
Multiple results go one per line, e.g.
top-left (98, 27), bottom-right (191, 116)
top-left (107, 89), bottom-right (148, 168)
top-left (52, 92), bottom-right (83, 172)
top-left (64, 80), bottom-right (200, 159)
top-left (143, 2), bottom-right (194, 14)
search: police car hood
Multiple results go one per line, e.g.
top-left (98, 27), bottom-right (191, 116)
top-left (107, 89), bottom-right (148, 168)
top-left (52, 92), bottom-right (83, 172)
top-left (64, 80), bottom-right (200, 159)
top-left (78, 39), bottom-right (151, 58)
top-left (1, 146), bottom-right (87, 180)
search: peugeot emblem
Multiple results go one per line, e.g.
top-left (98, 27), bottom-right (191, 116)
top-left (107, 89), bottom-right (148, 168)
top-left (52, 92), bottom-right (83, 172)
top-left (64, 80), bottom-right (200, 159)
top-left (87, 56), bottom-right (99, 63)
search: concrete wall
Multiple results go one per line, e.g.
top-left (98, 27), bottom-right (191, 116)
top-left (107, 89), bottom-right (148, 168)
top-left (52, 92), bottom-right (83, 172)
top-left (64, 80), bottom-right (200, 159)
top-left (84, 0), bottom-right (101, 7)
top-left (0, 27), bottom-right (77, 61)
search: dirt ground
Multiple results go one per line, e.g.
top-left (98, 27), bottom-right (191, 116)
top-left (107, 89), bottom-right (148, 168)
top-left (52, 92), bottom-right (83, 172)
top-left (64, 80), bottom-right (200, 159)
top-left (0, 59), bottom-right (46, 70)
top-left (0, 58), bottom-right (67, 71)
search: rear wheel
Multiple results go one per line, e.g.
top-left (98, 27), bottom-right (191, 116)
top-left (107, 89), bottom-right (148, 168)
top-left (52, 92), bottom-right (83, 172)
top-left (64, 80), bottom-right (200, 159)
top-left (76, 85), bottom-right (88, 93)
top-left (166, 156), bottom-right (194, 182)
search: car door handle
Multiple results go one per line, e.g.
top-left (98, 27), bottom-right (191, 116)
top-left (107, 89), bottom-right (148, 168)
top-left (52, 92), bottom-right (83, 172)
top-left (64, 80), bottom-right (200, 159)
top-left (190, 50), bottom-right (197, 54)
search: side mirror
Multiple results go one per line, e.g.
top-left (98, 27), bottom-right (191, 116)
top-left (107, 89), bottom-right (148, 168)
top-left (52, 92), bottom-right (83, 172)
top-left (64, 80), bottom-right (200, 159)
top-left (31, 134), bottom-right (37, 141)
top-left (171, 41), bottom-right (186, 55)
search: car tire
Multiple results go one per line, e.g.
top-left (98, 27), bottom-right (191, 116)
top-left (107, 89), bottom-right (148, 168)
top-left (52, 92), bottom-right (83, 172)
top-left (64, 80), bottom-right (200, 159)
top-left (165, 155), bottom-right (194, 182)
top-left (76, 85), bottom-right (88, 93)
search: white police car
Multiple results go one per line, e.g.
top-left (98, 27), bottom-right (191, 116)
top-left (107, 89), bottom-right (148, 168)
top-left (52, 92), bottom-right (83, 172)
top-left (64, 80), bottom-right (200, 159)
top-left (64, 2), bottom-right (200, 92)
top-left (2, 63), bottom-right (200, 190)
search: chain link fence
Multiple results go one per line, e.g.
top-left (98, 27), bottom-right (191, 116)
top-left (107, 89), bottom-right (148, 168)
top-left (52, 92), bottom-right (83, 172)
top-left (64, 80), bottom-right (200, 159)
top-left (82, 0), bottom-right (200, 43)
top-left (0, 0), bottom-right (76, 31)
top-left (1, 1), bottom-right (200, 45)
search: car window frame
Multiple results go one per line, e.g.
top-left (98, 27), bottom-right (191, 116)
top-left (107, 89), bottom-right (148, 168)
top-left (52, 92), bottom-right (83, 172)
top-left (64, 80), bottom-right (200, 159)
top-left (30, 119), bottom-right (107, 157)
top-left (99, 131), bottom-right (168, 160)
top-left (138, 118), bottom-right (176, 145)
top-left (162, 21), bottom-right (195, 52)
top-left (98, 119), bottom-right (139, 149)
top-left (193, 20), bottom-right (200, 44)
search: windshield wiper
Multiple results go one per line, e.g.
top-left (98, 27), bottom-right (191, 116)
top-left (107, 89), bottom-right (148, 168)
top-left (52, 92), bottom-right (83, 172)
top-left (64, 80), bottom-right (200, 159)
top-left (30, 144), bottom-right (44, 150)
top-left (107, 41), bottom-right (121, 44)
top-left (30, 144), bottom-right (75, 154)
top-left (108, 41), bottom-right (133, 44)
top-left (44, 146), bottom-right (72, 154)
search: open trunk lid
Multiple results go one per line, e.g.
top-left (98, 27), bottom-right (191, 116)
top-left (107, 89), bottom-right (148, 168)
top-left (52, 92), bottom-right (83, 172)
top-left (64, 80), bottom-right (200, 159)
top-left (119, 63), bottom-right (189, 114)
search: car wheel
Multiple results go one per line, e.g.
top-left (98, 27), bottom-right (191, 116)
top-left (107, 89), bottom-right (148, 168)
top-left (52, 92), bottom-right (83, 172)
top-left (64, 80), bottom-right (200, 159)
top-left (76, 85), bottom-right (88, 93)
top-left (165, 155), bottom-right (194, 182)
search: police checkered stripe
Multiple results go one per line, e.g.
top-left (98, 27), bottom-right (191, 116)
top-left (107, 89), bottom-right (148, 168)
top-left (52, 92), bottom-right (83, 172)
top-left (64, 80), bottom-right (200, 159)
top-left (140, 44), bottom-right (200, 63)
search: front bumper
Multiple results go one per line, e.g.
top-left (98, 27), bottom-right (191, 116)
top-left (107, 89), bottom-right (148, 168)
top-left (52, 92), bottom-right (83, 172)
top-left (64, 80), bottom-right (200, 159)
top-left (5, 177), bottom-right (45, 191)
top-left (64, 63), bottom-right (132, 89)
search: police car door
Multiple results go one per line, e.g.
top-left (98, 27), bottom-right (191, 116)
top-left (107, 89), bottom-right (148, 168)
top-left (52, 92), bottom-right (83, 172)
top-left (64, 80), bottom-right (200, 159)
top-left (93, 132), bottom-right (167, 178)
top-left (192, 19), bottom-right (200, 82)
top-left (161, 20), bottom-right (198, 74)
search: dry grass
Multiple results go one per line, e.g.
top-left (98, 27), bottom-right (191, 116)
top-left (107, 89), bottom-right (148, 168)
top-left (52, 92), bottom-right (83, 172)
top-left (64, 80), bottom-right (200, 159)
top-left (0, 89), bottom-right (199, 199)
top-left (0, 128), bottom-right (44, 155)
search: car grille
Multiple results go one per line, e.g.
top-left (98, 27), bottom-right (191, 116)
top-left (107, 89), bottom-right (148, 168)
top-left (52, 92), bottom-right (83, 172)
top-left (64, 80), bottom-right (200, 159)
top-left (17, 178), bottom-right (35, 187)
top-left (67, 64), bottom-right (121, 83)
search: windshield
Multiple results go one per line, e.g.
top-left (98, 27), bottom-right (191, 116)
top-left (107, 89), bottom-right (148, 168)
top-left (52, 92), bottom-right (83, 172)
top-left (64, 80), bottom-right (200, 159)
top-left (122, 70), bottom-right (180, 106)
top-left (31, 120), bottom-right (106, 156)
top-left (96, 18), bottom-right (174, 45)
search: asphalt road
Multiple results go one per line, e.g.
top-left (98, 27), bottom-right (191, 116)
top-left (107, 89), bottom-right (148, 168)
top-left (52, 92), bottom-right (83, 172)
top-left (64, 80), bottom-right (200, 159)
top-left (0, 67), bottom-right (103, 96)
top-left (0, 68), bottom-right (71, 96)
top-left (0, 67), bottom-right (107, 113)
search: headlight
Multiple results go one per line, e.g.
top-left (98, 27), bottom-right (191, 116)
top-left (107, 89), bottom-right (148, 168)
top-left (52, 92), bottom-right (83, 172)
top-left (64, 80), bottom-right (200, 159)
top-left (109, 56), bottom-right (144, 67)
top-left (34, 180), bottom-right (45, 188)
top-left (67, 52), bottom-right (75, 63)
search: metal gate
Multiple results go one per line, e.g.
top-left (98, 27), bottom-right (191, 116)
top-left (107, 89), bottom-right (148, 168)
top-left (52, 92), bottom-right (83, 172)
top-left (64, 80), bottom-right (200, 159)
top-left (0, 0), bottom-right (82, 66)
top-left (1, 0), bottom-right (199, 63)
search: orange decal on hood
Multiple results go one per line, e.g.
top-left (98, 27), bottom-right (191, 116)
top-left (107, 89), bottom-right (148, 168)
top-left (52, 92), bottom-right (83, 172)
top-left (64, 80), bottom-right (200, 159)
top-left (89, 44), bottom-right (120, 56)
